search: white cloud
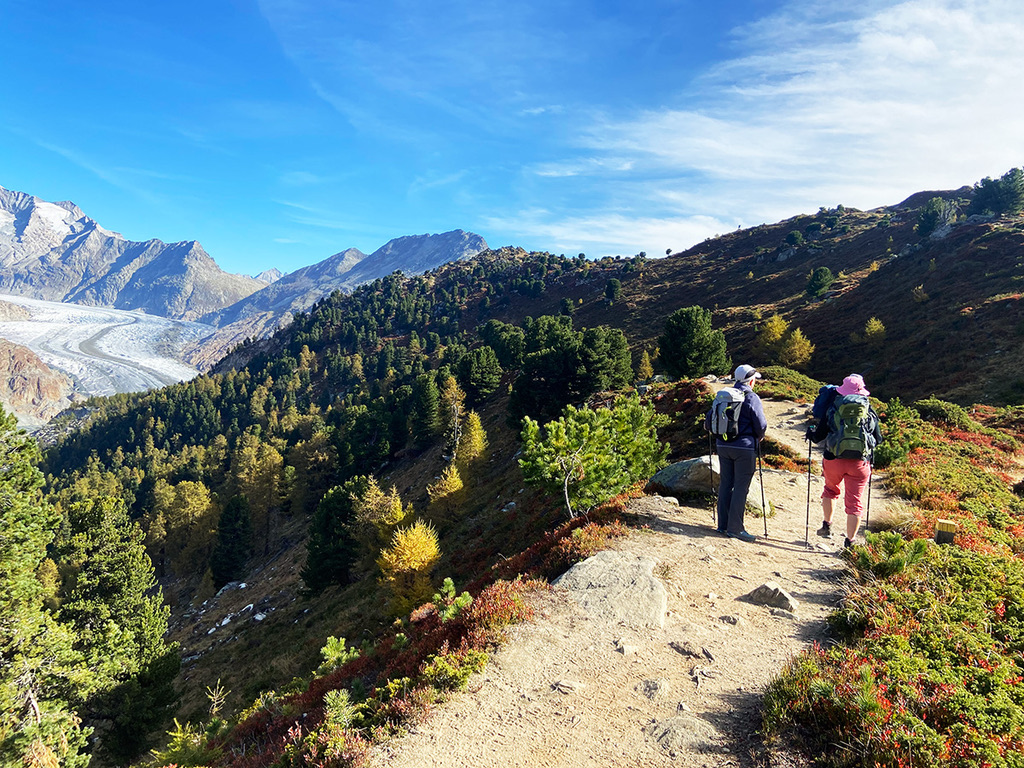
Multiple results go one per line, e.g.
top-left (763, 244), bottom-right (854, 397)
top-left (280, 171), bottom-right (323, 186)
top-left (484, 209), bottom-right (732, 258)
top-left (530, 0), bottom-right (1024, 254)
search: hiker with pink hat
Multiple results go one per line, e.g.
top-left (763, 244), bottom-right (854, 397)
top-left (804, 374), bottom-right (882, 548)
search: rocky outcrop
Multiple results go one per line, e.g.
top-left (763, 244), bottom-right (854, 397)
top-left (0, 299), bottom-right (30, 321)
top-left (552, 550), bottom-right (668, 628)
top-left (0, 339), bottom-right (75, 425)
top-left (646, 456), bottom-right (764, 511)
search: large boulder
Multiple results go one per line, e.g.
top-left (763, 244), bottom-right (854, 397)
top-left (646, 456), bottom-right (719, 497)
top-left (646, 456), bottom-right (764, 510)
top-left (553, 551), bottom-right (667, 628)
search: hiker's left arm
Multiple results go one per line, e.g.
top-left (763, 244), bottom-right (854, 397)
top-left (750, 395), bottom-right (768, 440)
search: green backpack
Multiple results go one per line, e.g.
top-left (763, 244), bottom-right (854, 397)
top-left (825, 394), bottom-right (876, 460)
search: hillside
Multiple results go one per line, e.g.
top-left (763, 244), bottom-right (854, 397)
top-left (16, 170), bottom-right (1024, 767)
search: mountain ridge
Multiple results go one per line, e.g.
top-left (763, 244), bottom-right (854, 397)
top-left (0, 185), bottom-right (265, 321)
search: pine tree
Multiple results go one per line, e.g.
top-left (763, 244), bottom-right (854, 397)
top-left (805, 267), bottom-right (834, 298)
top-left (605, 278), bottom-right (622, 303)
top-left (211, 495), bottom-right (254, 589)
top-left (301, 482), bottom-right (363, 594)
top-left (657, 306), bottom-right (730, 379)
top-left (456, 411), bottom-right (488, 471)
top-left (427, 463), bottom-right (464, 522)
top-left (520, 395), bottom-right (668, 518)
top-left (438, 376), bottom-right (466, 457)
top-left (457, 346), bottom-right (503, 405)
top-left (0, 408), bottom-right (90, 767)
top-left (377, 521), bottom-right (441, 616)
top-left (411, 373), bottom-right (440, 447)
top-left (755, 314), bottom-right (789, 362)
top-left (51, 495), bottom-right (178, 763)
top-left (636, 350), bottom-right (654, 381)
top-left (864, 317), bottom-right (887, 345)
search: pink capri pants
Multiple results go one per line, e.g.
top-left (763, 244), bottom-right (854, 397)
top-left (821, 457), bottom-right (872, 517)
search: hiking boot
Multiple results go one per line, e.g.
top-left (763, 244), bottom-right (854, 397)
top-left (843, 537), bottom-right (854, 549)
top-left (727, 530), bottom-right (758, 543)
top-left (816, 521), bottom-right (832, 538)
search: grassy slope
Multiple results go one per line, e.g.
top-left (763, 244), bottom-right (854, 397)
top-left (143, 193), bottom-right (1024, 737)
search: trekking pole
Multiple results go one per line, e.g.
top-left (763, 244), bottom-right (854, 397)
top-left (805, 438), bottom-right (813, 547)
top-left (708, 432), bottom-right (716, 526)
top-left (865, 462), bottom-right (873, 532)
top-left (756, 440), bottom-right (768, 538)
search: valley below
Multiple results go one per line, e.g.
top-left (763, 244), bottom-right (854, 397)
top-left (0, 293), bottom-right (210, 404)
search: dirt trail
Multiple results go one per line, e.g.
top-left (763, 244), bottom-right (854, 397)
top-left (368, 399), bottom-right (891, 768)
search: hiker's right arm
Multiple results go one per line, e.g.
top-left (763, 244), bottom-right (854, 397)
top-left (805, 417), bottom-right (828, 444)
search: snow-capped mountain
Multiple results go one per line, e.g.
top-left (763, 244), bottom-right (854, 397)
top-left (0, 186), bottom-right (265, 321)
top-left (185, 230), bottom-right (488, 369)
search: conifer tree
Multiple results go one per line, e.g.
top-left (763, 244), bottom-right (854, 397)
top-left (301, 482), bottom-right (363, 594)
top-left (456, 411), bottom-right (488, 471)
top-left (755, 314), bottom-right (789, 362)
top-left (427, 463), bottom-right (464, 521)
top-left (51, 496), bottom-right (178, 763)
top-left (0, 408), bottom-right (90, 767)
top-left (636, 350), bottom-right (654, 381)
top-left (438, 375), bottom-right (466, 457)
top-left (411, 373), bottom-right (441, 447)
top-left (778, 328), bottom-right (815, 369)
top-left (377, 521), bottom-right (441, 616)
top-left (657, 306), bottom-right (730, 379)
top-left (211, 495), bottom-right (254, 588)
top-left (864, 317), bottom-right (887, 345)
top-left (457, 346), bottom-right (503, 404)
top-left (520, 395), bottom-right (668, 518)
top-left (349, 476), bottom-right (411, 562)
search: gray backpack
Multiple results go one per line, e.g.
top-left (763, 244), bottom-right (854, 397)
top-left (707, 387), bottom-right (747, 440)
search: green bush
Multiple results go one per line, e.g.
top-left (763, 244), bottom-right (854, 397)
top-left (874, 398), bottom-right (926, 469)
top-left (765, 543), bottom-right (1024, 767)
top-left (756, 366), bottom-right (825, 403)
top-left (806, 266), bottom-right (835, 298)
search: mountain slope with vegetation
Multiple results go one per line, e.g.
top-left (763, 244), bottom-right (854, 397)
top-left (5, 168), bottom-right (1024, 767)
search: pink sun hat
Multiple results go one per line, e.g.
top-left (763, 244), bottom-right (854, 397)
top-left (836, 374), bottom-right (870, 397)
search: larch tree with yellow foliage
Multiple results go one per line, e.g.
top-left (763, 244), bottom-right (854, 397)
top-left (377, 520), bottom-right (441, 616)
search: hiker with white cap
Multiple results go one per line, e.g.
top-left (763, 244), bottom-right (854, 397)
top-left (704, 364), bottom-right (767, 543)
top-left (805, 374), bottom-right (883, 548)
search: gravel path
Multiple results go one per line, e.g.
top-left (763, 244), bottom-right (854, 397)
top-left (368, 399), bottom-right (891, 767)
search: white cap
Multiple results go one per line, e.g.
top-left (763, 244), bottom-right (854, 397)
top-left (733, 364), bottom-right (762, 384)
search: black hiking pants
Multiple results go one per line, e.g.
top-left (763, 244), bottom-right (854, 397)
top-left (716, 444), bottom-right (756, 534)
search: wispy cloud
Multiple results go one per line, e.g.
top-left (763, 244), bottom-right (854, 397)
top-left (484, 209), bottom-right (731, 258)
top-left (522, 0), bottom-right (1024, 255)
top-left (275, 199), bottom-right (354, 230)
top-left (33, 139), bottom-right (162, 203)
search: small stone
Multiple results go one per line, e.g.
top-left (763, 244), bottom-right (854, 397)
top-left (669, 640), bottom-right (702, 658)
top-left (742, 581), bottom-right (800, 612)
top-left (637, 679), bottom-right (671, 700)
top-left (719, 614), bottom-right (746, 627)
top-left (707, 592), bottom-right (719, 601)
top-left (553, 680), bottom-right (585, 694)
top-left (677, 701), bottom-right (692, 712)
top-left (618, 644), bottom-right (638, 656)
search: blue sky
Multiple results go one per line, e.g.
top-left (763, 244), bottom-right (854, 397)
top-left (2, 0), bottom-right (1022, 277)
